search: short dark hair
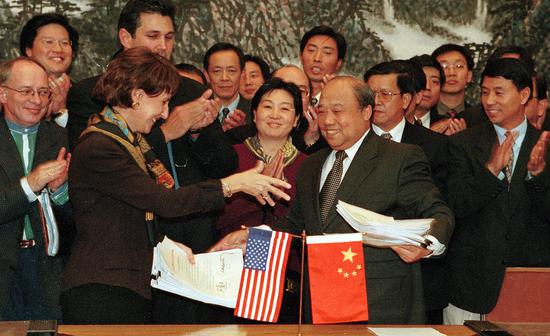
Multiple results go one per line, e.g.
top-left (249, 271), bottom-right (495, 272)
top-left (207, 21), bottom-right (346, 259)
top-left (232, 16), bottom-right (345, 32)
top-left (20, 13), bottom-right (79, 55)
top-left (393, 59), bottom-right (425, 93)
top-left (488, 45), bottom-right (535, 75)
top-left (300, 25), bottom-right (347, 60)
top-left (175, 63), bottom-right (207, 84)
top-left (203, 42), bottom-right (245, 71)
top-left (481, 58), bottom-right (532, 93)
top-left (432, 43), bottom-right (474, 70)
top-left (364, 61), bottom-right (416, 96)
top-left (244, 54), bottom-right (271, 81)
top-left (535, 73), bottom-right (547, 100)
top-left (410, 54), bottom-right (446, 88)
top-left (93, 47), bottom-right (180, 108)
top-left (251, 78), bottom-right (303, 118)
top-left (117, 0), bottom-right (176, 36)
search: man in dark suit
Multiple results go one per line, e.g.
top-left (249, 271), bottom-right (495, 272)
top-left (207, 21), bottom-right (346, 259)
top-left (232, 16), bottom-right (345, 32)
top-left (0, 57), bottom-right (71, 320)
top-left (66, 0), bottom-right (219, 150)
top-left (444, 58), bottom-right (550, 324)
top-left (213, 76), bottom-right (454, 324)
top-left (364, 61), bottom-right (449, 323)
top-left (364, 61), bottom-right (448, 195)
top-left (203, 42), bottom-right (252, 132)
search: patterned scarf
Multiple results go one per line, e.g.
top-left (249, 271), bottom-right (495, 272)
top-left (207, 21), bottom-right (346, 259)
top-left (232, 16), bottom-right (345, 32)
top-left (87, 106), bottom-right (174, 188)
top-left (244, 135), bottom-right (298, 181)
top-left (82, 106), bottom-right (174, 246)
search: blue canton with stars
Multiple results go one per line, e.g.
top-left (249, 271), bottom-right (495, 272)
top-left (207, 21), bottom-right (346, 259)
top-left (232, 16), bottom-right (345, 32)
top-left (244, 228), bottom-right (273, 271)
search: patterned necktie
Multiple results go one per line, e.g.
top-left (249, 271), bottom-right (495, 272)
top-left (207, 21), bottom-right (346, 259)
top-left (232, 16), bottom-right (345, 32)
top-left (504, 131), bottom-right (515, 183)
top-left (447, 109), bottom-right (457, 118)
top-left (221, 107), bottom-right (230, 123)
top-left (381, 132), bottom-right (392, 140)
top-left (319, 151), bottom-right (347, 224)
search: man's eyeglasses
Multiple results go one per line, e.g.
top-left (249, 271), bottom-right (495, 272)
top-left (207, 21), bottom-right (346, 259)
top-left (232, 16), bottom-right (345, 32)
top-left (39, 37), bottom-right (72, 49)
top-left (440, 63), bottom-right (466, 71)
top-left (373, 89), bottom-right (401, 102)
top-left (1, 85), bottom-right (51, 99)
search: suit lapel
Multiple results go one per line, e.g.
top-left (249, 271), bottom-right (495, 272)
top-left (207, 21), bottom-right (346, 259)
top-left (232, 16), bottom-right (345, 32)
top-left (474, 123), bottom-right (496, 167)
top-left (401, 121), bottom-right (413, 144)
top-left (510, 124), bottom-right (539, 213)
top-left (474, 124), bottom-right (511, 216)
top-left (33, 123), bottom-right (58, 168)
top-left (0, 118), bottom-right (25, 180)
top-left (322, 131), bottom-right (379, 231)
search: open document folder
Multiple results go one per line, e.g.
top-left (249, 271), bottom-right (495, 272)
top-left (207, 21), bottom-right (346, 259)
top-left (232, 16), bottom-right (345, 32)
top-left (151, 237), bottom-right (244, 308)
top-left (336, 200), bottom-right (433, 247)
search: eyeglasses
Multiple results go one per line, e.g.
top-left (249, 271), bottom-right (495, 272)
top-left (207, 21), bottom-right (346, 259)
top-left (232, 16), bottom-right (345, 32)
top-left (39, 37), bottom-right (72, 49)
top-left (1, 85), bottom-right (51, 99)
top-left (373, 89), bottom-right (401, 102)
top-left (440, 63), bottom-right (466, 71)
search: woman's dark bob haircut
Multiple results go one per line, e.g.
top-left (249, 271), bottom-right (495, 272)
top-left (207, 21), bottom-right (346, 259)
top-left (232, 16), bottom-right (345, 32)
top-left (251, 77), bottom-right (303, 118)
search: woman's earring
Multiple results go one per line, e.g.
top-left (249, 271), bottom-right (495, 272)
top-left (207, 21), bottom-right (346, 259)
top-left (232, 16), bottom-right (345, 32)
top-left (132, 101), bottom-right (140, 109)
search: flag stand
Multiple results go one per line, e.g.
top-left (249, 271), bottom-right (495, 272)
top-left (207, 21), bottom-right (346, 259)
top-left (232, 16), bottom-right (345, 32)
top-left (297, 230), bottom-right (306, 336)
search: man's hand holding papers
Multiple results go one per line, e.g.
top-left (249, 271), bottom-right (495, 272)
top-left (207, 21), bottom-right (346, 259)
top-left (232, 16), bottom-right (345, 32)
top-left (336, 200), bottom-right (445, 262)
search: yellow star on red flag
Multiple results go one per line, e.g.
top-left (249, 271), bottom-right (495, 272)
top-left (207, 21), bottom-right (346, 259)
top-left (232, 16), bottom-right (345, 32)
top-left (341, 246), bottom-right (357, 263)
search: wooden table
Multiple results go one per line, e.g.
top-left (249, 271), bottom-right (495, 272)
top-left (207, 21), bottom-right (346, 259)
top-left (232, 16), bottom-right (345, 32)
top-left (56, 324), bottom-right (476, 336)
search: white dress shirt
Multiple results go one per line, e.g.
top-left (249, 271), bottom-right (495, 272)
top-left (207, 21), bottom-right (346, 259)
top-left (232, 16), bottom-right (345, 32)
top-left (371, 117), bottom-right (407, 143)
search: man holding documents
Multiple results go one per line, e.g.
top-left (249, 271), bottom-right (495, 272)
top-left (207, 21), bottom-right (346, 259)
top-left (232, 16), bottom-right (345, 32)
top-left (444, 58), bottom-right (550, 324)
top-left (213, 76), bottom-right (454, 324)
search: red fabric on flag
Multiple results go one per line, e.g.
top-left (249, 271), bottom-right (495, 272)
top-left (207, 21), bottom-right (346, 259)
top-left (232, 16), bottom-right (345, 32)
top-left (307, 233), bottom-right (368, 324)
top-left (234, 228), bottom-right (291, 322)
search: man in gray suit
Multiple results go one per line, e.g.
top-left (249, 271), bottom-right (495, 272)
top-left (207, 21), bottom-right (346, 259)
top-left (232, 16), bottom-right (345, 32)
top-left (0, 57), bottom-right (70, 320)
top-left (212, 76), bottom-right (454, 324)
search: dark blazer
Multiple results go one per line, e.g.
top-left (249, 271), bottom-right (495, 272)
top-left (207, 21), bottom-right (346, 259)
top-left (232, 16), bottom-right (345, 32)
top-left (148, 121), bottom-right (238, 253)
top-left (401, 122), bottom-right (449, 312)
top-left (236, 95), bottom-right (252, 124)
top-left (446, 122), bottom-right (550, 313)
top-left (0, 118), bottom-right (69, 319)
top-left (281, 130), bottom-right (454, 324)
top-left (401, 122), bottom-right (448, 198)
top-left (63, 128), bottom-right (226, 300)
top-left (66, 75), bottom-right (206, 150)
top-left (430, 103), bottom-right (489, 129)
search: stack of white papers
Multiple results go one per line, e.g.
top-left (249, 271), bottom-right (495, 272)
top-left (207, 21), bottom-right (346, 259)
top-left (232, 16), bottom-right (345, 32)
top-left (336, 200), bottom-right (433, 247)
top-left (151, 237), bottom-right (244, 308)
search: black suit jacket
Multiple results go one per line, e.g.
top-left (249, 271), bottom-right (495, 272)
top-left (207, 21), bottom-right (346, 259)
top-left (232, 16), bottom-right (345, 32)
top-left (0, 118), bottom-right (69, 319)
top-left (401, 122), bottom-right (449, 311)
top-left (446, 122), bottom-right (550, 313)
top-left (430, 103), bottom-right (489, 129)
top-left (279, 130), bottom-right (454, 324)
top-left (401, 122), bottom-right (448, 198)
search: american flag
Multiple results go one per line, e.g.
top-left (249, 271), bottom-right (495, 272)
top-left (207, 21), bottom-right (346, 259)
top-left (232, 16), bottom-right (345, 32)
top-left (234, 228), bottom-right (291, 322)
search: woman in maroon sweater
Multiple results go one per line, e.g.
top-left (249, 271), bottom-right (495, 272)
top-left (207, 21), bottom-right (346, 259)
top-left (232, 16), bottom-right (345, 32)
top-left (217, 78), bottom-right (307, 237)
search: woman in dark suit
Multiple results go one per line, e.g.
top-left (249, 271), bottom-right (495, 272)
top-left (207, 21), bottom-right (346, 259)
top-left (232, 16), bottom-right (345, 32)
top-left (61, 47), bottom-right (290, 324)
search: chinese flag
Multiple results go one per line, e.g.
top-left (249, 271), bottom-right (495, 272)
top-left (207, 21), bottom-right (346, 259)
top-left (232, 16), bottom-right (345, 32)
top-left (307, 233), bottom-right (368, 324)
